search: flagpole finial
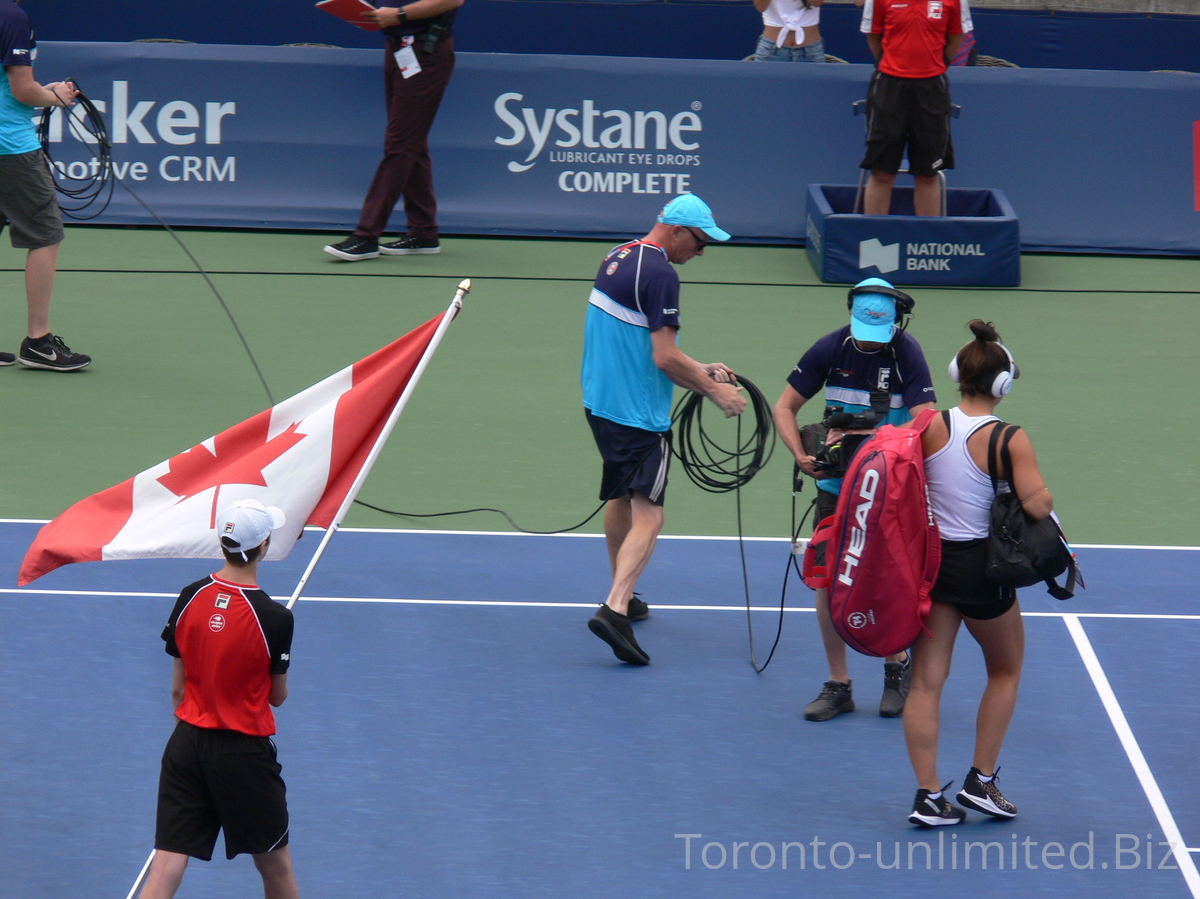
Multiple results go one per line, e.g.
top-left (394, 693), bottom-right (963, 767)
top-left (457, 279), bottom-right (471, 295)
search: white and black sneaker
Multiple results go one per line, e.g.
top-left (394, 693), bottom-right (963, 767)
top-left (0, 351), bottom-right (14, 366)
top-left (18, 334), bottom-right (91, 371)
top-left (956, 767), bottom-right (1018, 818)
top-left (908, 782), bottom-right (967, 827)
top-left (379, 236), bottom-right (440, 255)
top-left (323, 236), bottom-right (380, 261)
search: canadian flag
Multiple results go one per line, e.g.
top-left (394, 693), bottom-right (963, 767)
top-left (20, 309), bottom-right (452, 586)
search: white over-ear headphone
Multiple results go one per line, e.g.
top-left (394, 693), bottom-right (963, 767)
top-left (948, 341), bottom-right (1020, 398)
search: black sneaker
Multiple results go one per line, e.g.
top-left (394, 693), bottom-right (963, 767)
top-left (379, 236), bottom-right (440, 255)
top-left (956, 767), bottom-right (1018, 818)
top-left (626, 593), bottom-right (649, 621)
top-left (18, 334), bottom-right (91, 371)
top-left (909, 782), bottom-right (967, 827)
top-left (323, 236), bottom-right (380, 261)
top-left (0, 351), bottom-right (14, 366)
top-left (879, 651), bottom-right (912, 718)
top-left (803, 680), bottom-right (854, 721)
top-left (588, 604), bottom-right (650, 665)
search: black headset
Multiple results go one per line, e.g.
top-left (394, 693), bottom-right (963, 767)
top-left (846, 282), bottom-right (915, 333)
top-left (846, 282), bottom-right (915, 317)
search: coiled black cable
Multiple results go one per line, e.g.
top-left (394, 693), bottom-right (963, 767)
top-left (670, 373), bottom-right (774, 492)
top-left (37, 82), bottom-right (114, 220)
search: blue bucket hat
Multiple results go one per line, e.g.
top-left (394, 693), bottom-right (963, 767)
top-left (849, 278), bottom-right (899, 342)
top-left (658, 194), bottom-right (730, 242)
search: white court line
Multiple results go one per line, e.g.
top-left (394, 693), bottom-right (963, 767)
top-left (3, 517), bottom-right (1199, 550)
top-left (1064, 614), bottom-right (1200, 898)
top-left (5, 588), bottom-right (1200, 621)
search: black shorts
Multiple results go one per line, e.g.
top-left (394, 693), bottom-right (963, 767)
top-left (155, 720), bottom-right (290, 860)
top-left (931, 538), bottom-right (1016, 621)
top-left (861, 70), bottom-right (955, 178)
top-left (585, 409), bottom-right (672, 506)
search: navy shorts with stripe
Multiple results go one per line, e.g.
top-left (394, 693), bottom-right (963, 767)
top-left (585, 409), bottom-right (672, 506)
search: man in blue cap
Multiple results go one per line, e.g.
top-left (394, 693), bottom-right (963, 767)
top-left (773, 277), bottom-right (936, 718)
top-left (582, 194), bottom-right (746, 666)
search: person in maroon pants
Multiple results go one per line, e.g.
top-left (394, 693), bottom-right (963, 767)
top-left (324, 0), bottom-right (464, 261)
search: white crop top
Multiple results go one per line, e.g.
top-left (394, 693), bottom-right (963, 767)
top-left (924, 407), bottom-right (1007, 541)
top-left (762, 0), bottom-right (820, 47)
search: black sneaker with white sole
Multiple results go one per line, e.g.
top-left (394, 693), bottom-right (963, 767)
top-left (379, 236), bottom-right (440, 255)
top-left (0, 351), bottom-right (14, 366)
top-left (588, 604), bottom-right (650, 665)
top-left (956, 767), bottom-right (1018, 818)
top-left (908, 782), bottom-right (967, 827)
top-left (323, 236), bottom-right (380, 260)
top-left (18, 334), bottom-right (91, 371)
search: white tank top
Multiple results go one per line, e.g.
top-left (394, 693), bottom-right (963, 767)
top-left (924, 407), bottom-right (1007, 540)
top-left (762, 0), bottom-right (820, 46)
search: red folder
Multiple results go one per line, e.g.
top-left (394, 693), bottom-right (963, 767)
top-left (316, 0), bottom-right (381, 31)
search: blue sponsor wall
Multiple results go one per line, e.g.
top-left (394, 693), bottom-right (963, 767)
top-left (26, 0), bottom-right (1200, 73)
top-left (33, 42), bottom-right (1200, 256)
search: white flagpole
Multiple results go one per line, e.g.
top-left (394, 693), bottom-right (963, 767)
top-left (285, 278), bottom-right (469, 610)
top-left (124, 279), bottom-right (470, 899)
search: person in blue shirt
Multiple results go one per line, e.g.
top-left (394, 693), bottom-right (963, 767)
top-left (0, 0), bottom-right (90, 370)
top-left (773, 278), bottom-right (936, 719)
top-left (582, 194), bottom-right (746, 666)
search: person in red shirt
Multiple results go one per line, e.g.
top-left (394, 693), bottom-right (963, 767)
top-left (138, 499), bottom-right (299, 899)
top-left (859, 0), bottom-right (973, 216)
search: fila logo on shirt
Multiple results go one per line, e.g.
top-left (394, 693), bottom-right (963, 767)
top-left (215, 593), bottom-right (231, 609)
top-left (928, 1), bottom-right (944, 19)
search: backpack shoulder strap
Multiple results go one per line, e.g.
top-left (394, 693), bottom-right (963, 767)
top-left (910, 407), bottom-right (939, 433)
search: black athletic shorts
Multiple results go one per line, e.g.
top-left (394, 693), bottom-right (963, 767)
top-left (155, 720), bottom-right (290, 860)
top-left (861, 70), bottom-right (955, 178)
top-left (931, 538), bottom-right (1016, 621)
top-left (585, 409), bottom-right (672, 506)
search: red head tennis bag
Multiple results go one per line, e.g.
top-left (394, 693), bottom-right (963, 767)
top-left (805, 409), bottom-right (940, 657)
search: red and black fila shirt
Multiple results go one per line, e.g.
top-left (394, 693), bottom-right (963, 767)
top-left (162, 574), bottom-right (294, 737)
top-left (863, 0), bottom-right (972, 80)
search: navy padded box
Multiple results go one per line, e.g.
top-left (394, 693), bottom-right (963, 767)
top-left (805, 184), bottom-right (1020, 287)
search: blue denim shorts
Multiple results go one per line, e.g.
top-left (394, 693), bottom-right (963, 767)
top-left (753, 35), bottom-right (826, 62)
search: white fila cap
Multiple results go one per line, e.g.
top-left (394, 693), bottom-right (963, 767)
top-left (218, 499), bottom-right (286, 555)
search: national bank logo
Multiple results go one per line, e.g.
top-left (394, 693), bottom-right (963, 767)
top-left (859, 237), bottom-right (985, 274)
top-left (859, 238), bottom-right (899, 274)
top-left (493, 92), bottom-right (703, 195)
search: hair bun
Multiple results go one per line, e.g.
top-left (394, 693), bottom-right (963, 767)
top-left (967, 319), bottom-right (1000, 343)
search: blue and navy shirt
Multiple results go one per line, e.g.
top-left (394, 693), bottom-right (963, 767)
top-left (581, 240), bottom-right (680, 433)
top-left (788, 325), bottom-right (936, 493)
top-left (0, 0), bottom-right (40, 156)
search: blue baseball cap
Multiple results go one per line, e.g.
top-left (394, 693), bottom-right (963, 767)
top-left (849, 278), bottom-right (899, 342)
top-left (658, 194), bottom-right (730, 242)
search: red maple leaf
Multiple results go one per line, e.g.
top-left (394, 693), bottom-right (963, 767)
top-left (157, 417), bottom-right (306, 526)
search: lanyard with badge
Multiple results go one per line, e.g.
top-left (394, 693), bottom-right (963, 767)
top-left (393, 35), bottom-right (422, 78)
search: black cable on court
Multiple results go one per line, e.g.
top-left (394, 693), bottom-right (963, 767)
top-left (38, 81), bottom-right (276, 405)
top-left (365, 374), bottom-right (785, 673)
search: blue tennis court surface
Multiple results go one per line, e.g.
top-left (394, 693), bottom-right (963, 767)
top-left (1, 522), bottom-right (1197, 897)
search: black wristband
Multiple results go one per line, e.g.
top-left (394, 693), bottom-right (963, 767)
top-left (397, 9), bottom-right (408, 25)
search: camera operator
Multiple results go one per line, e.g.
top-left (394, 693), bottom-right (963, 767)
top-left (772, 277), bottom-right (936, 721)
